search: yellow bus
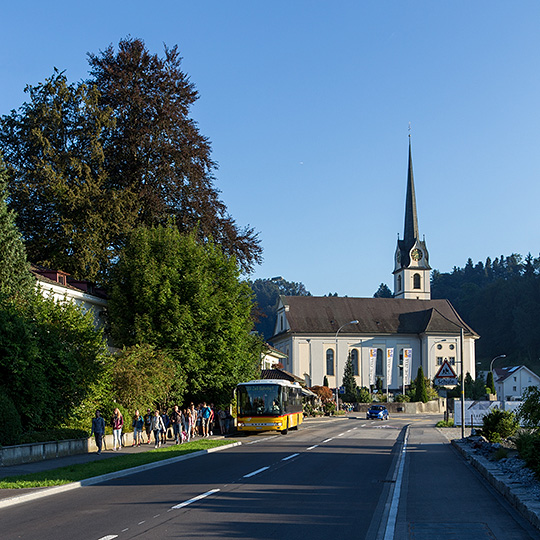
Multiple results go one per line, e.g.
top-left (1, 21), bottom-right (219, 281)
top-left (236, 379), bottom-right (303, 434)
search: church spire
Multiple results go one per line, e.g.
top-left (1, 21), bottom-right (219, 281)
top-left (393, 134), bottom-right (431, 300)
top-left (403, 136), bottom-right (419, 249)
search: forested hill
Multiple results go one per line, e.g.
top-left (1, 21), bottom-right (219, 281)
top-left (431, 253), bottom-right (540, 372)
top-left (250, 277), bottom-right (311, 339)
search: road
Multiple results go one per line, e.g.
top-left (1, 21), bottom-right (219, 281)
top-left (1, 415), bottom-right (539, 540)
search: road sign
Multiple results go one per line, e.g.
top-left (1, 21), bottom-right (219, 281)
top-left (434, 360), bottom-right (458, 386)
top-left (339, 386), bottom-right (345, 394)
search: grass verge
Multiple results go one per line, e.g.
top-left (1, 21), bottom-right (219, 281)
top-left (0, 439), bottom-right (236, 489)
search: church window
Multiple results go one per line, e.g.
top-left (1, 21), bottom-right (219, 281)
top-left (326, 349), bottom-right (335, 376)
top-left (397, 275), bottom-right (402, 292)
top-left (449, 344), bottom-right (455, 350)
top-left (376, 348), bottom-right (383, 377)
top-left (437, 344), bottom-right (443, 350)
top-left (413, 273), bottom-right (421, 289)
top-left (436, 356), bottom-right (443, 366)
top-left (350, 349), bottom-right (359, 376)
top-left (448, 357), bottom-right (455, 365)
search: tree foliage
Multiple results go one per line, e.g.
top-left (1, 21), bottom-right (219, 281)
top-left (108, 224), bottom-right (261, 405)
top-left (517, 386), bottom-right (540, 429)
top-left (0, 293), bottom-right (107, 432)
top-left (413, 366), bottom-right (428, 403)
top-left (342, 353), bottom-right (359, 402)
top-left (0, 155), bottom-right (34, 300)
top-left (0, 38), bottom-right (261, 280)
top-left (432, 253), bottom-right (540, 370)
top-left (373, 283), bottom-right (393, 298)
top-left (250, 276), bottom-right (311, 339)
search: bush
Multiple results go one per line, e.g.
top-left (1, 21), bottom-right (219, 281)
top-left (395, 393), bottom-right (410, 403)
top-left (515, 430), bottom-right (540, 478)
top-left (482, 409), bottom-right (519, 442)
top-left (517, 387), bottom-right (540, 428)
top-left (0, 393), bottom-right (22, 446)
top-left (323, 401), bottom-right (336, 415)
top-left (436, 419), bottom-right (455, 428)
top-left (18, 428), bottom-right (90, 444)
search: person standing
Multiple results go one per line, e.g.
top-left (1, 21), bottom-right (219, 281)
top-left (170, 405), bottom-right (183, 445)
top-left (91, 410), bottom-right (105, 454)
top-left (112, 408), bottom-right (124, 451)
top-left (150, 410), bottom-right (166, 448)
top-left (132, 410), bottom-right (144, 446)
top-left (201, 402), bottom-right (211, 437)
top-left (144, 408), bottom-right (153, 444)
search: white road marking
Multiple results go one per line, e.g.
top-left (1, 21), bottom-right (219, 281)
top-left (246, 436), bottom-right (279, 445)
top-left (322, 438), bottom-right (333, 443)
top-left (338, 432), bottom-right (345, 437)
top-left (383, 427), bottom-right (409, 540)
top-left (243, 466), bottom-right (270, 478)
top-left (172, 488), bottom-right (221, 509)
top-left (306, 444), bottom-right (319, 450)
top-left (138, 521), bottom-right (145, 525)
top-left (121, 528), bottom-right (129, 532)
top-left (281, 453), bottom-right (300, 461)
top-left (153, 514), bottom-right (160, 518)
top-left (97, 536), bottom-right (118, 540)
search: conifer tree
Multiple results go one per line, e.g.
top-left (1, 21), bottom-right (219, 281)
top-left (487, 370), bottom-right (495, 395)
top-left (414, 366), bottom-right (428, 403)
top-left (342, 353), bottom-right (358, 402)
top-left (0, 156), bottom-right (34, 300)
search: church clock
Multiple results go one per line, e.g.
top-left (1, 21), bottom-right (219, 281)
top-left (411, 248), bottom-right (423, 261)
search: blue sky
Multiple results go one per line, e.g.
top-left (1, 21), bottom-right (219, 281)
top-left (1, 2), bottom-right (539, 297)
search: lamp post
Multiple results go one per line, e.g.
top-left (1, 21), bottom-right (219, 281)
top-left (490, 354), bottom-right (507, 407)
top-left (335, 320), bottom-right (359, 411)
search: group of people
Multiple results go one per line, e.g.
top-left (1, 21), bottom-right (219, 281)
top-left (91, 403), bottom-right (234, 453)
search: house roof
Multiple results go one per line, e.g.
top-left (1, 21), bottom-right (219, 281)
top-left (274, 296), bottom-right (478, 338)
top-left (494, 365), bottom-right (540, 383)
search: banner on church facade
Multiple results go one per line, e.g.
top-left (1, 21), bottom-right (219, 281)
top-left (386, 348), bottom-right (394, 386)
top-left (369, 348), bottom-right (377, 386)
top-left (403, 348), bottom-right (412, 385)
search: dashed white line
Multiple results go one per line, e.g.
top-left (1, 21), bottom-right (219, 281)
top-left (243, 466), bottom-right (270, 478)
top-left (281, 453), bottom-right (300, 461)
top-left (138, 521), bottom-right (145, 525)
top-left (306, 444), bottom-right (319, 450)
top-left (172, 488), bottom-right (220, 509)
top-left (97, 536), bottom-right (118, 540)
top-left (121, 528), bottom-right (129, 532)
top-left (322, 438), bottom-right (333, 443)
top-left (153, 514), bottom-right (160, 518)
top-left (246, 435), bottom-right (279, 445)
top-left (338, 432), bottom-right (345, 437)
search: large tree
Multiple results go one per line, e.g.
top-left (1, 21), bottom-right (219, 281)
top-left (109, 224), bottom-right (261, 405)
top-left (0, 38), bottom-right (261, 280)
top-left (0, 155), bottom-right (34, 299)
top-left (0, 71), bottom-right (127, 281)
top-left (87, 37), bottom-right (261, 273)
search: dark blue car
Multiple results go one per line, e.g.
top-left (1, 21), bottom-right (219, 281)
top-left (366, 404), bottom-right (389, 420)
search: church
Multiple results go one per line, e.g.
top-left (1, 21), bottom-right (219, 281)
top-left (270, 139), bottom-right (479, 392)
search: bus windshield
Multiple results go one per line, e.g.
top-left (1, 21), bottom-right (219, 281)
top-left (238, 384), bottom-right (283, 416)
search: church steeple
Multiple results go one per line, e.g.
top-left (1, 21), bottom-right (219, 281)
top-left (393, 135), bottom-right (431, 300)
top-left (403, 137), bottom-right (419, 249)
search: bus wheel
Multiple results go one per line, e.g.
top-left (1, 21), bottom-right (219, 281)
top-left (281, 418), bottom-right (288, 435)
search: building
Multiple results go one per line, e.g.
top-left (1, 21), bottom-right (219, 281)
top-left (270, 138), bottom-right (479, 391)
top-left (31, 265), bottom-right (108, 330)
top-left (494, 366), bottom-right (540, 400)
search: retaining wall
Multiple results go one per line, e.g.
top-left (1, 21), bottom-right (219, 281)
top-left (0, 431), bottom-right (137, 467)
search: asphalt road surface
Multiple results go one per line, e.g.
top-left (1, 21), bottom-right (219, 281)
top-left (1, 415), bottom-right (539, 540)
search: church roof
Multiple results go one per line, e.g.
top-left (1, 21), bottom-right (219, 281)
top-left (275, 296), bottom-right (478, 338)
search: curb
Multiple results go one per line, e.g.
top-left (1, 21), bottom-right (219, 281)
top-left (0, 441), bottom-right (242, 510)
top-left (452, 439), bottom-right (540, 532)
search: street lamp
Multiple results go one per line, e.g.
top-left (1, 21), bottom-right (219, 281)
top-left (335, 319), bottom-right (359, 411)
top-left (490, 354), bottom-right (507, 406)
top-left (490, 354), bottom-right (507, 374)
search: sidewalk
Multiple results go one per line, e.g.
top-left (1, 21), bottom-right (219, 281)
top-left (0, 432), bottom-right (231, 503)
